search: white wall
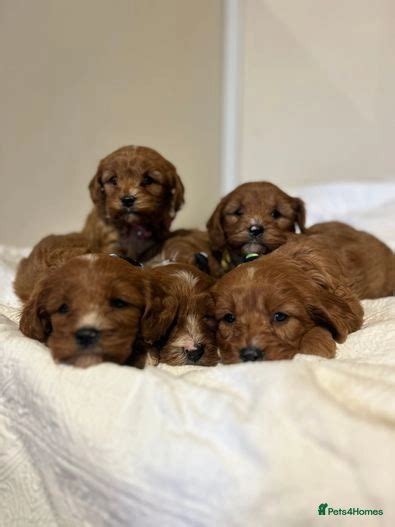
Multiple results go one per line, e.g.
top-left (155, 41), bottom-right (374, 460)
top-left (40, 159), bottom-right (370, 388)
top-left (0, 0), bottom-right (223, 246)
top-left (239, 0), bottom-right (395, 187)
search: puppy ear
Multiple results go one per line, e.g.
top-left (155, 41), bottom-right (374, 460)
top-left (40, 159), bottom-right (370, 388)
top-left (207, 198), bottom-right (226, 251)
top-left (171, 172), bottom-right (185, 214)
top-left (141, 281), bottom-right (179, 346)
top-left (88, 166), bottom-right (105, 210)
top-left (168, 166), bottom-right (185, 217)
top-left (19, 284), bottom-right (52, 342)
top-left (292, 197), bottom-right (306, 232)
top-left (293, 248), bottom-right (363, 342)
top-left (308, 286), bottom-right (363, 343)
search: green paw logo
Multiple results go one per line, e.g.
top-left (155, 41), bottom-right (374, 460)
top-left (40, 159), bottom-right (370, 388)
top-left (318, 503), bottom-right (328, 515)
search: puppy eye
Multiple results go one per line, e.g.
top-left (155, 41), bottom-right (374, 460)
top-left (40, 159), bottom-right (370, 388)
top-left (271, 209), bottom-right (281, 219)
top-left (273, 312), bottom-right (288, 322)
top-left (223, 313), bottom-right (236, 324)
top-left (109, 298), bottom-right (130, 308)
top-left (57, 303), bottom-right (69, 314)
top-left (108, 175), bottom-right (118, 186)
top-left (233, 208), bottom-right (243, 216)
top-left (141, 172), bottom-right (155, 186)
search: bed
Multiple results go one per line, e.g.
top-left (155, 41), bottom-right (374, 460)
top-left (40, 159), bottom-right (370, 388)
top-left (0, 182), bottom-right (394, 527)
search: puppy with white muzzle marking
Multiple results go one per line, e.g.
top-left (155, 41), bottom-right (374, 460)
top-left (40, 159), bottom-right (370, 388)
top-left (144, 263), bottom-right (219, 366)
top-left (19, 254), bottom-right (167, 368)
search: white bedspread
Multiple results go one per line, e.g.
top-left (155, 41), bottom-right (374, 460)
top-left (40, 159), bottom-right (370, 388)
top-left (0, 182), bottom-right (394, 527)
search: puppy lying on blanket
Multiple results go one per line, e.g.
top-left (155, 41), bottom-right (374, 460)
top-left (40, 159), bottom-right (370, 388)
top-left (82, 145), bottom-right (185, 262)
top-left (207, 181), bottom-right (306, 274)
top-left (19, 254), bottom-right (153, 368)
top-left (212, 222), bottom-right (394, 363)
top-left (16, 240), bottom-right (218, 368)
top-left (144, 263), bottom-right (219, 366)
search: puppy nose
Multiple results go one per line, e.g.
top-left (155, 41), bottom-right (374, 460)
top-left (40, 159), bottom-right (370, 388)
top-left (240, 347), bottom-right (265, 362)
top-left (75, 327), bottom-right (100, 348)
top-left (121, 195), bottom-right (136, 208)
top-left (249, 224), bottom-right (264, 237)
top-left (187, 344), bottom-right (205, 363)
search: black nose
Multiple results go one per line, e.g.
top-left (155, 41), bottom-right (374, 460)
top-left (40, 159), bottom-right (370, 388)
top-left (240, 347), bottom-right (265, 362)
top-left (121, 195), bottom-right (136, 208)
top-left (249, 224), bottom-right (264, 237)
top-left (75, 327), bottom-right (100, 348)
top-left (187, 344), bottom-right (205, 363)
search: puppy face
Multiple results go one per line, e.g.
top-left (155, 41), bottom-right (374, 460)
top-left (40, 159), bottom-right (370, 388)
top-left (207, 182), bottom-right (305, 264)
top-left (144, 265), bottom-right (218, 366)
top-left (19, 255), bottom-right (148, 367)
top-left (89, 146), bottom-right (184, 234)
top-left (212, 252), bottom-right (363, 363)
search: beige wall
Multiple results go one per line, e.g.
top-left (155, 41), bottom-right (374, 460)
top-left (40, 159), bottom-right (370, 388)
top-left (240, 0), bottom-right (395, 187)
top-left (0, 0), bottom-right (222, 247)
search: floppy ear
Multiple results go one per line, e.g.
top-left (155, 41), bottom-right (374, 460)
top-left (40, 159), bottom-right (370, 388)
top-left (88, 165), bottom-right (106, 213)
top-left (140, 281), bottom-right (179, 346)
top-left (169, 168), bottom-right (185, 216)
top-left (206, 197), bottom-right (227, 251)
top-left (308, 285), bottom-right (363, 343)
top-left (292, 197), bottom-right (306, 233)
top-left (19, 284), bottom-right (52, 342)
top-left (294, 248), bottom-right (363, 342)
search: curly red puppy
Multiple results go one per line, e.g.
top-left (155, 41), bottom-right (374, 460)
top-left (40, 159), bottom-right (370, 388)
top-left (144, 263), bottom-right (218, 366)
top-left (19, 254), bottom-right (156, 368)
top-left (207, 181), bottom-right (305, 273)
top-left (212, 223), bottom-right (393, 363)
top-left (83, 145), bottom-right (185, 261)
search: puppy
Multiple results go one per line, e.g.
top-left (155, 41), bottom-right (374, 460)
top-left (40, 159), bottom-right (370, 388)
top-left (143, 263), bottom-right (218, 366)
top-left (19, 254), bottom-right (156, 368)
top-left (212, 234), bottom-right (371, 363)
top-left (83, 145), bottom-right (185, 261)
top-left (147, 229), bottom-right (220, 276)
top-left (214, 221), bottom-right (393, 364)
top-left (207, 182), bottom-right (305, 273)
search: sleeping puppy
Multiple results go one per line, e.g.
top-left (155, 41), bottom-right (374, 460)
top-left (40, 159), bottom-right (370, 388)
top-left (143, 263), bottom-right (218, 366)
top-left (207, 182), bottom-right (305, 273)
top-left (212, 235), bottom-right (368, 363)
top-left (19, 254), bottom-right (156, 368)
top-left (83, 145), bottom-right (185, 262)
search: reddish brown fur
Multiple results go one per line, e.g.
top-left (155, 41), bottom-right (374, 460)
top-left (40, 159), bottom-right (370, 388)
top-left (82, 145), bottom-right (185, 261)
top-left (14, 233), bottom-right (94, 303)
top-left (147, 229), bottom-right (221, 276)
top-left (212, 231), bottom-right (381, 363)
top-left (207, 181), bottom-right (305, 273)
top-left (143, 263), bottom-right (218, 366)
top-left (19, 254), bottom-right (160, 368)
top-left (305, 222), bottom-right (394, 298)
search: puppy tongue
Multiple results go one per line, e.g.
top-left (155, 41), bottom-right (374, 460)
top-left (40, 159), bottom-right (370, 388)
top-left (241, 243), bottom-right (267, 256)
